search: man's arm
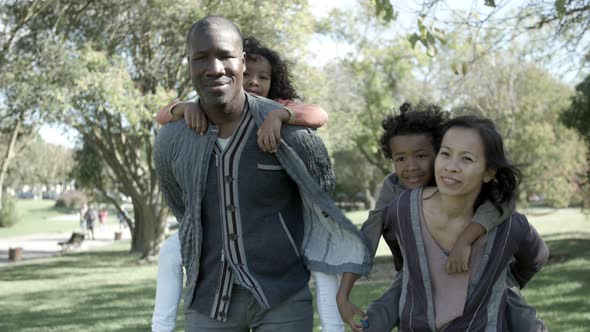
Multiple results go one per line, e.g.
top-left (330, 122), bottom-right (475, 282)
top-left (281, 127), bottom-right (335, 193)
top-left (154, 125), bottom-right (186, 220)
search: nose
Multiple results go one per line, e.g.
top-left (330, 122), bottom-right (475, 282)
top-left (247, 76), bottom-right (259, 87)
top-left (206, 58), bottom-right (225, 77)
top-left (406, 157), bottom-right (419, 171)
top-left (443, 157), bottom-right (460, 173)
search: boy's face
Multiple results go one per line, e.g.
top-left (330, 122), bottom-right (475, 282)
top-left (389, 134), bottom-right (436, 189)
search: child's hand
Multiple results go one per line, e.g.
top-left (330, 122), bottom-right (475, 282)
top-left (257, 109), bottom-right (289, 153)
top-left (446, 241), bottom-right (471, 274)
top-left (336, 296), bottom-right (367, 332)
top-left (180, 102), bottom-right (208, 135)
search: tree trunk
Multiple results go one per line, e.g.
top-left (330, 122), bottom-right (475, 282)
top-left (0, 113), bottom-right (23, 210)
top-left (364, 186), bottom-right (376, 210)
top-left (129, 196), bottom-right (167, 259)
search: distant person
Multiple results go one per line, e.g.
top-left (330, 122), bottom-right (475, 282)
top-left (98, 209), bottom-right (108, 227)
top-left (84, 207), bottom-right (97, 240)
top-left (79, 203), bottom-right (88, 234)
top-left (118, 207), bottom-right (128, 231)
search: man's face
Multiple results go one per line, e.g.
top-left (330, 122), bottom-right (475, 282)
top-left (188, 25), bottom-right (245, 106)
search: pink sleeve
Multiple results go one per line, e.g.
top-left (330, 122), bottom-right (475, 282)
top-left (155, 100), bottom-right (182, 125)
top-left (276, 99), bottom-right (328, 128)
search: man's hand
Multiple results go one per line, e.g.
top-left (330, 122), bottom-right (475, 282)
top-left (180, 102), bottom-right (208, 135)
top-left (257, 108), bottom-right (290, 153)
top-left (446, 241), bottom-right (471, 274)
top-left (337, 295), bottom-right (367, 332)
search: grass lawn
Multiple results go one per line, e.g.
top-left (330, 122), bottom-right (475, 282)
top-left (0, 208), bottom-right (588, 331)
top-left (0, 199), bottom-right (117, 239)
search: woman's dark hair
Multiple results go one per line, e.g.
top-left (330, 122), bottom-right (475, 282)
top-left (243, 36), bottom-right (299, 100)
top-left (379, 102), bottom-right (448, 160)
top-left (441, 115), bottom-right (522, 214)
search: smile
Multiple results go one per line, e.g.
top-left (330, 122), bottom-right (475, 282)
top-left (439, 176), bottom-right (460, 185)
top-left (405, 176), bottom-right (424, 184)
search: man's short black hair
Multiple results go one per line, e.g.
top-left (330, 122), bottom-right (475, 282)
top-left (379, 102), bottom-right (448, 160)
top-left (186, 16), bottom-right (243, 51)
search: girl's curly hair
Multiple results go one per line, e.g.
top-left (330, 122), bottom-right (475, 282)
top-left (379, 102), bottom-right (448, 160)
top-left (243, 36), bottom-right (300, 100)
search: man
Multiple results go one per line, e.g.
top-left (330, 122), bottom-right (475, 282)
top-left (154, 16), bottom-right (370, 331)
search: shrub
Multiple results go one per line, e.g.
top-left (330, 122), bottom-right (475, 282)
top-left (0, 195), bottom-right (19, 227)
top-left (55, 191), bottom-right (88, 210)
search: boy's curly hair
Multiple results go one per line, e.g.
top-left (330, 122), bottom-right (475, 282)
top-left (379, 102), bottom-right (448, 160)
top-left (243, 36), bottom-right (300, 100)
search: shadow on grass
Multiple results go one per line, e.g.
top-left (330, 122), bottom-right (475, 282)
top-left (1, 237), bottom-right (588, 331)
top-left (0, 250), bottom-right (140, 281)
top-left (520, 237), bottom-right (590, 331)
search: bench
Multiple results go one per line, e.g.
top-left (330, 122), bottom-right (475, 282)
top-left (58, 232), bottom-right (85, 252)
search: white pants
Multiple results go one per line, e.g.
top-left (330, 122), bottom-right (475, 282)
top-left (151, 233), bottom-right (344, 332)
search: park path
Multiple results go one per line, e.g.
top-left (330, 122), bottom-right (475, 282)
top-left (0, 224), bottom-right (131, 267)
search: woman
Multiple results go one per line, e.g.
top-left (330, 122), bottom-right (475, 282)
top-left (152, 37), bottom-right (341, 332)
top-left (338, 115), bottom-right (549, 331)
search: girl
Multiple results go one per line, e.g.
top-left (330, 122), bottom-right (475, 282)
top-left (338, 115), bottom-right (549, 331)
top-left (152, 37), bottom-right (341, 332)
top-left (155, 36), bottom-right (328, 153)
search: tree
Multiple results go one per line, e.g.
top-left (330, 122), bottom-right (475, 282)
top-left (8, 138), bottom-right (74, 190)
top-left (4, 0), bottom-right (315, 257)
top-left (561, 74), bottom-right (590, 207)
top-left (315, 6), bottom-right (432, 207)
top-left (446, 57), bottom-right (587, 207)
top-left (372, 1), bottom-right (590, 74)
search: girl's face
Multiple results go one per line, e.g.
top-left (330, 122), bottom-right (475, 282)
top-left (435, 127), bottom-right (495, 198)
top-left (389, 134), bottom-right (436, 189)
top-left (243, 56), bottom-right (272, 97)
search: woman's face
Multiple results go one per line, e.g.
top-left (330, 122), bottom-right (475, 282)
top-left (243, 56), bottom-right (272, 97)
top-left (435, 127), bottom-right (495, 198)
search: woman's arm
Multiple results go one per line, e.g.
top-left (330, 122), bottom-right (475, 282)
top-left (510, 215), bottom-right (549, 288)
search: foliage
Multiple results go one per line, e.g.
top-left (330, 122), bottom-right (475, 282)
top-left (0, 195), bottom-right (18, 227)
top-left (54, 191), bottom-right (88, 210)
top-left (8, 138), bottom-right (74, 188)
top-left (561, 75), bottom-right (590, 145)
top-left (2, 0), bottom-right (315, 257)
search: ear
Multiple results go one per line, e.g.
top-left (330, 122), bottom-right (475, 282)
top-left (483, 167), bottom-right (497, 183)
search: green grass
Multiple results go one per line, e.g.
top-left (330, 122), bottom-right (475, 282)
top-left (0, 208), bottom-right (588, 331)
top-left (0, 200), bottom-right (117, 239)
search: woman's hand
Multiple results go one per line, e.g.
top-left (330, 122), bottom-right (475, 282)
top-left (180, 102), bottom-right (208, 135)
top-left (257, 108), bottom-right (290, 153)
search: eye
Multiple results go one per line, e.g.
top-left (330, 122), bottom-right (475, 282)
top-left (416, 154), bottom-right (429, 159)
top-left (462, 156), bottom-right (474, 162)
top-left (260, 75), bottom-right (270, 81)
top-left (439, 151), bottom-right (449, 157)
top-left (394, 156), bottom-right (406, 162)
top-left (244, 71), bottom-right (250, 77)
